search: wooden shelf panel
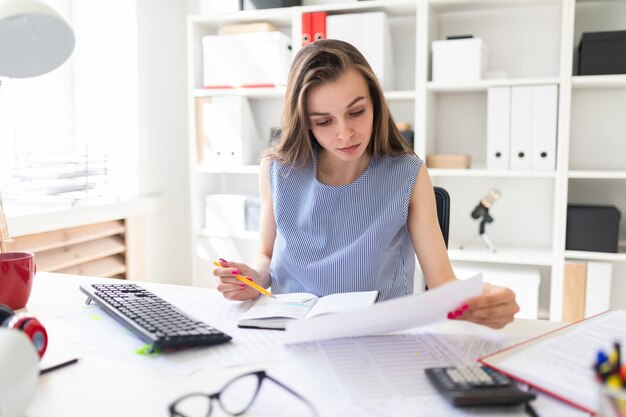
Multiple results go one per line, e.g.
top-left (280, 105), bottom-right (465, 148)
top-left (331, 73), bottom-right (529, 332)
top-left (7, 220), bottom-right (125, 253)
top-left (37, 235), bottom-right (126, 272)
top-left (57, 254), bottom-right (127, 278)
top-left (448, 245), bottom-right (554, 266)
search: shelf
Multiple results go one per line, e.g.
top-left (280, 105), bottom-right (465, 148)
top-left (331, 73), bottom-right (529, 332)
top-left (568, 171), bottom-right (626, 180)
top-left (302, 0), bottom-right (417, 16)
top-left (427, 77), bottom-right (561, 93)
top-left (189, 8), bottom-right (293, 26)
top-left (428, 0), bottom-right (562, 13)
top-left (565, 250), bottom-right (626, 263)
top-left (572, 75), bottom-right (626, 90)
top-left (187, 0), bottom-right (626, 320)
top-left (194, 87), bottom-right (285, 98)
top-left (195, 165), bottom-right (260, 175)
top-left (448, 245), bottom-right (554, 266)
top-left (429, 168), bottom-right (557, 179)
top-left (193, 88), bottom-right (416, 100)
top-left (195, 166), bottom-right (560, 178)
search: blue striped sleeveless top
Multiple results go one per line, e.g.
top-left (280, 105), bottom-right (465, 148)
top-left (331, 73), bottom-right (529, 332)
top-left (269, 152), bottom-right (422, 301)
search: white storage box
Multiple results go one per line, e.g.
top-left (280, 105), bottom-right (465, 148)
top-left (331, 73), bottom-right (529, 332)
top-left (205, 194), bottom-right (245, 236)
top-left (202, 32), bottom-right (292, 88)
top-left (205, 194), bottom-right (261, 236)
top-left (432, 38), bottom-right (488, 83)
top-left (453, 264), bottom-right (541, 319)
top-left (326, 12), bottom-right (394, 90)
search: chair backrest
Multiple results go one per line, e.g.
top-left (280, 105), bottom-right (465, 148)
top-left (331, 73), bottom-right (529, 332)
top-left (434, 186), bottom-right (450, 248)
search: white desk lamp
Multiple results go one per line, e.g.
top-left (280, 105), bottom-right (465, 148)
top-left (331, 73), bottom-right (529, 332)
top-left (0, 2), bottom-right (74, 417)
top-left (0, 0), bottom-right (75, 251)
top-left (0, 0), bottom-right (75, 78)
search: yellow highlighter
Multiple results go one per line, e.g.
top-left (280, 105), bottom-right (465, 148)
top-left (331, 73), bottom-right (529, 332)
top-left (213, 261), bottom-right (276, 298)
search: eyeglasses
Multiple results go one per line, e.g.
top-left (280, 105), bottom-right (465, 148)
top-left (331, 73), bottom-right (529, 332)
top-left (168, 370), bottom-right (319, 417)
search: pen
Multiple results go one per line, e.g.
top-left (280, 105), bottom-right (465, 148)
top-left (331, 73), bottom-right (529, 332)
top-left (213, 261), bottom-right (276, 298)
top-left (40, 358), bottom-right (80, 375)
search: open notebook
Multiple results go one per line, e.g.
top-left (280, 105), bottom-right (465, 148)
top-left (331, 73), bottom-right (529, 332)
top-left (238, 291), bottom-right (379, 330)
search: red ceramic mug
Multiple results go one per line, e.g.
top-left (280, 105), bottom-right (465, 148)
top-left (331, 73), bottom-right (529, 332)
top-left (0, 252), bottom-right (36, 310)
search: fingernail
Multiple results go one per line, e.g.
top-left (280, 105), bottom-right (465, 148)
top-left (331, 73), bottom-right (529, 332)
top-left (240, 285), bottom-right (246, 290)
top-left (231, 269), bottom-right (239, 275)
top-left (461, 304), bottom-right (470, 311)
top-left (447, 312), bottom-right (455, 320)
top-left (454, 309), bottom-right (463, 317)
top-left (219, 258), bottom-right (227, 263)
top-left (246, 277), bottom-right (254, 282)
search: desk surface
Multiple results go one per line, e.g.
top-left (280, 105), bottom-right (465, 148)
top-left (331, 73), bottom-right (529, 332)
top-left (24, 272), bottom-right (564, 417)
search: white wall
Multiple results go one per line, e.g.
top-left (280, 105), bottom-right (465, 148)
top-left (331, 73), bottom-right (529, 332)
top-left (136, 0), bottom-right (191, 285)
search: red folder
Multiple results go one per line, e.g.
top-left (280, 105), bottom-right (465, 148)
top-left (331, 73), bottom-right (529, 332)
top-left (312, 11), bottom-right (327, 42)
top-left (301, 12), bottom-right (312, 46)
top-left (479, 310), bottom-right (626, 415)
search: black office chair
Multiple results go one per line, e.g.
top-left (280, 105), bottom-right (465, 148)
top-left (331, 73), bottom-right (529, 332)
top-left (422, 186), bottom-right (450, 292)
top-left (434, 186), bottom-right (450, 248)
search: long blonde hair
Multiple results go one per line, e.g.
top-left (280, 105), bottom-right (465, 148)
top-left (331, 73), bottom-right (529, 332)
top-left (265, 39), bottom-right (414, 168)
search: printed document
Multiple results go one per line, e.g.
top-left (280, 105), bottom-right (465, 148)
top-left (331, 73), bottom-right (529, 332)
top-left (284, 274), bottom-right (483, 343)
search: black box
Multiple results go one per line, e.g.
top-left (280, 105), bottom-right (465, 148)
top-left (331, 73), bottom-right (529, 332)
top-left (240, 0), bottom-right (301, 10)
top-left (578, 30), bottom-right (626, 75)
top-left (566, 205), bottom-right (621, 253)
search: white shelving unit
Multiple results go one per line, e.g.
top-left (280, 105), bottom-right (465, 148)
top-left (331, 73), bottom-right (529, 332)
top-left (186, 0), bottom-right (626, 320)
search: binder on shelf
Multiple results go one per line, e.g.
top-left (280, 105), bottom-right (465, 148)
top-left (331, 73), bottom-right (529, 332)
top-left (326, 11), bottom-right (394, 90)
top-left (311, 11), bottom-right (327, 42)
top-left (301, 12), bottom-right (312, 46)
top-left (486, 87), bottom-right (511, 170)
top-left (531, 85), bottom-right (558, 171)
top-left (201, 96), bottom-right (262, 166)
top-left (509, 86), bottom-right (533, 170)
top-left (584, 261), bottom-right (612, 318)
top-left (195, 97), bottom-right (211, 165)
top-left (562, 261), bottom-right (587, 322)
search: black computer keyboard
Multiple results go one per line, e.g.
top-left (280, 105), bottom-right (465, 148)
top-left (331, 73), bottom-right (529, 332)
top-left (80, 283), bottom-right (232, 351)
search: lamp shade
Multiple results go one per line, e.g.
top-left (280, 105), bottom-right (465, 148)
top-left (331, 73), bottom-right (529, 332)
top-left (0, 0), bottom-right (75, 78)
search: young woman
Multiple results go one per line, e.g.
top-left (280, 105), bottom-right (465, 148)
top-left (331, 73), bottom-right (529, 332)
top-left (214, 39), bottom-right (519, 329)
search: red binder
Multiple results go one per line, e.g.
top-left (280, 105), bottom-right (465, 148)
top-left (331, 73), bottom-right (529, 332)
top-left (312, 11), bottom-right (327, 42)
top-left (301, 12), bottom-right (312, 46)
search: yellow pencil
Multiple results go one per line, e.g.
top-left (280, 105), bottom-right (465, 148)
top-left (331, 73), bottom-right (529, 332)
top-left (213, 261), bottom-right (275, 298)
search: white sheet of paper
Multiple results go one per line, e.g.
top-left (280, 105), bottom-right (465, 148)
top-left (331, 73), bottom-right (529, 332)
top-left (284, 274), bottom-right (483, 344)
top-left (273, 328), bottom-right (527, 417)
top-left (60, 296), bottom-right (288, 375)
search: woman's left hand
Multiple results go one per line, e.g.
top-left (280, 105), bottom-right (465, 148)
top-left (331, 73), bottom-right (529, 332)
top-left (450, 283), bottom-right (520, 329)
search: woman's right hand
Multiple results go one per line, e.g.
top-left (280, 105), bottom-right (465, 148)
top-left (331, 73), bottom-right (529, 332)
top-left (213, 258), bottom-right (262, 301)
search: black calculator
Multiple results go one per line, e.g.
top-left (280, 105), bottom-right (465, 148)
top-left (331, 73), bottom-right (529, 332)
top-left (425, 366), bottom-right (536, 407)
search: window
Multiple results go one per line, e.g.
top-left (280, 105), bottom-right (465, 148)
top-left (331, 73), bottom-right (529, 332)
top-left (0, 0), bottom-right (139, 206)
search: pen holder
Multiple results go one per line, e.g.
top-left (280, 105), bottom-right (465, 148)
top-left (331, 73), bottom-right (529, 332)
top-left (598, 385), bottom-right (626, 417)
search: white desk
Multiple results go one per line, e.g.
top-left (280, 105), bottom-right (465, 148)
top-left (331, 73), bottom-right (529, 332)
top-left (24, 272), bottom-right (566, 417)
